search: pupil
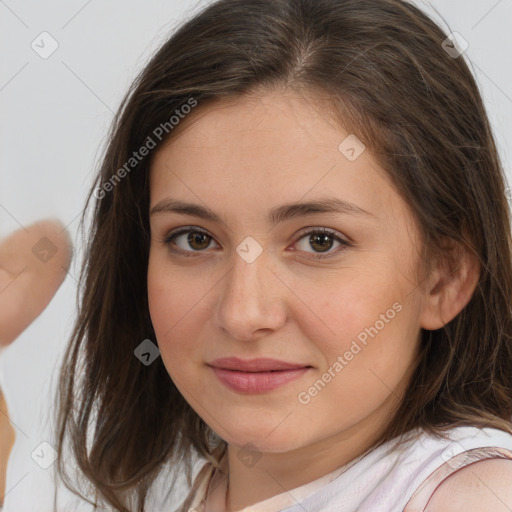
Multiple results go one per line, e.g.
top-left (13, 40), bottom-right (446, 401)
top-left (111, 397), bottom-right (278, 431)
top-left (188, 232), bottom-right (209, 250)
top-left (310, 233), bottom-right (332, 253)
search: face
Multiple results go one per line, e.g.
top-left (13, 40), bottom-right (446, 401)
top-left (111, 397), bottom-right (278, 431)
top-left (147, 89), bottom-right (428, 454)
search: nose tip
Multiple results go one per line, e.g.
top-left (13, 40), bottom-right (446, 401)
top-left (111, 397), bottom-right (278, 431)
top-left (214, 254), bottom-right (287, 341)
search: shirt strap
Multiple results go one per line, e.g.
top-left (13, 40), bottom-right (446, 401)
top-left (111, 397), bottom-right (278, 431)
top-left (403, 446), bottom-right (512, 511)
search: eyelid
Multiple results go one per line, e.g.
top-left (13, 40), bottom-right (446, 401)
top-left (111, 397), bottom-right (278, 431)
top-left (294, 226), bottom-right (353, 245)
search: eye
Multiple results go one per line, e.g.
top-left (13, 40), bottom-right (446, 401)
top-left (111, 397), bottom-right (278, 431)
top-left (292, 227), bottom-right (352, 260)
top-left (163, 227), bottom-right (219, 257)
top-left (162, 226), bottom-right (352, 260)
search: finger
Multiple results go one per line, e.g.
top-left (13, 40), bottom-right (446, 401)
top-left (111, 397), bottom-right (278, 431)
top-left (0, 219), bottom-right (73, 347)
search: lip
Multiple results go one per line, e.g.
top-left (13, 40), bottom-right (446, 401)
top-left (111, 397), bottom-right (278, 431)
top-left (208, 357), bottom-right (312, 393)
top-left (209, 357), bottom-right (310, 372)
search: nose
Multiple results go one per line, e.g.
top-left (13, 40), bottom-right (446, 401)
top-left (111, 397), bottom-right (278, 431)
top-left (214, 248), bottom-right (287, 342)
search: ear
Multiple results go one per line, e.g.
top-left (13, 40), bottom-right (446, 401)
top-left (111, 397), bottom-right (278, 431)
top-left (419, 237), bottom-right (481, 331)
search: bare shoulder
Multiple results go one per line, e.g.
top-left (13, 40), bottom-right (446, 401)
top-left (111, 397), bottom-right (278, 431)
top-left (426, 458), bottom-right (512, 511)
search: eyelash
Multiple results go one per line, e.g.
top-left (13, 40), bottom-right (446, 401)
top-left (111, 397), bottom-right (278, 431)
top-left (162, 226), bottom-right (352, 261)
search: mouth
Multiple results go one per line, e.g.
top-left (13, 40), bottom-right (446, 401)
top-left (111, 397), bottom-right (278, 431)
top-left (207, 357), bottom-right (313, 393)
top-left (208, 356), bottom-right (312, 372)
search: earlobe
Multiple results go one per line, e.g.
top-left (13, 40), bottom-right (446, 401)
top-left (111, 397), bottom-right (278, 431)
top-left (419, 239), bottom-right (481, 331)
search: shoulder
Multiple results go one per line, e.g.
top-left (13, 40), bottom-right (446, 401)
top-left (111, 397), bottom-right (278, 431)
top-left (427, 458), bottom-right (512, 511)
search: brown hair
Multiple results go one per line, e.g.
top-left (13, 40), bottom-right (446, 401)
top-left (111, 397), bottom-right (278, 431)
top-left (53, 0), bottom-right (512, 510)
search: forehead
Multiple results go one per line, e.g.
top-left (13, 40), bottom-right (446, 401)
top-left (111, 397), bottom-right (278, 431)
top-left (148, 90), bottom-right (406, 227)
top-left (154, 90), bottom-right (353, 166)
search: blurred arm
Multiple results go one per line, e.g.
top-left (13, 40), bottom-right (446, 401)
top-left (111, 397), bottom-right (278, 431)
top-left (0, 219), bottom-right (73, 507)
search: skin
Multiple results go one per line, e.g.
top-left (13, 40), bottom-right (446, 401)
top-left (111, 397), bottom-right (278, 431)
top-left (147, 89), bottom-right (480, 510)
top-left (0, 390), bottom-right (14, 506)
top-left (0, 220), bottom-right (72, 347)
top-left (0, 93), bottom-right (502, 510)
top-left (0, 219), bottom-right (72, 506)
top-left (426, 459), bottom-right (512, 511)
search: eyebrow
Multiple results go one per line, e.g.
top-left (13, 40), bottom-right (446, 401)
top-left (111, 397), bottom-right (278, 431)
top-left (150, 197), bottom-right (376, 225)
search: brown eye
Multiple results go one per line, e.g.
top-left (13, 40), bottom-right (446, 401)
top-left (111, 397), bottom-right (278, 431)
top-left (163, 227), bottom-right (218, 256)
top-left (309, 232), bottom-right (335, 253)
top-left (293, 228), bottom-right (352, 260)
top-left (185, 231), bottom-right (211, 251)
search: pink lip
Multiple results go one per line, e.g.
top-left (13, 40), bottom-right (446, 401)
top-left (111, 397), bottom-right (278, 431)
top-left (208, 357), bottom-right (312, 393)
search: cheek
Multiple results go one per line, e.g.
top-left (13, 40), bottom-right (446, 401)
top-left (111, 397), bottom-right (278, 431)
top-left (147, 259), bottom-right (204, 362)
top-left (289, 265), bottom-right (402, 353)
top-left (147, 271), bottom-right (202, 406)
top-left (293, 262), bottom-right (420, 382)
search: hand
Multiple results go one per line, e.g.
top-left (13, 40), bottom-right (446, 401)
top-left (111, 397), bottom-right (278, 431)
top-left (0, 219), bottom-right (73, 347)
top-left (0, 219), bottom-right (73, 507)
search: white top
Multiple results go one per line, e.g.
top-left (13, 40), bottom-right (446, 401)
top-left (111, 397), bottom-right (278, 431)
top-left (173, 425), bottom-right (512, 512)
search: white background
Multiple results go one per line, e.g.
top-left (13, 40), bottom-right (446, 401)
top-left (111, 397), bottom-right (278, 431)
top-left (0, 0), bottom-right (511, 510)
